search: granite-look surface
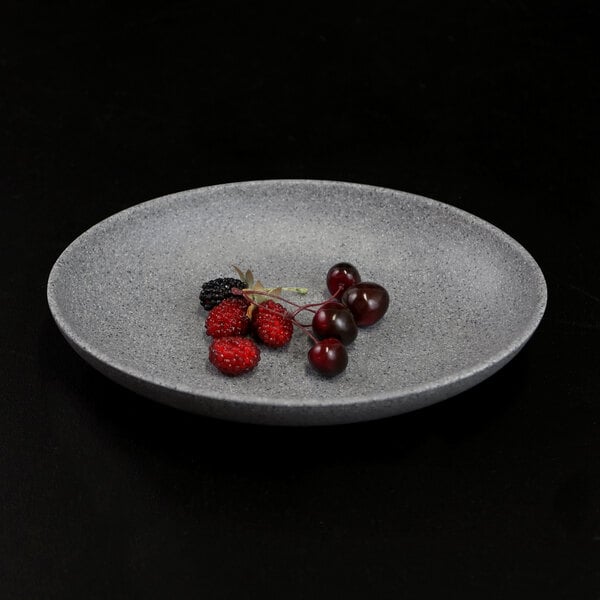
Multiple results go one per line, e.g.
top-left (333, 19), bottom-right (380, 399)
top-left (47, 180), bottom-right (547, 425)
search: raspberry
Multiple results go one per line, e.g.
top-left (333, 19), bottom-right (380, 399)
top-left (205, 297), bottom-right (250, 338)
top-left (253, 300), bottom-right (293, 348)
top-left (209, 336), bottom-right (261, 375)
top-left (199, 277), bottom-right (247, 310)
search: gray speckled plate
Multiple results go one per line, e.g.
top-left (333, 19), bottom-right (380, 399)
top-left (47, 180), bottom-right (546, 426)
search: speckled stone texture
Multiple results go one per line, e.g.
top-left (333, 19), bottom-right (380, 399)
top-left (47, 180), bottom-right (547, 425)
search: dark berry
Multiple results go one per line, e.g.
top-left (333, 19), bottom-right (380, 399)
top-left (199, 277), bottom-right (247, 310)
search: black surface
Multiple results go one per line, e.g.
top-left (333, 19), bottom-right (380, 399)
top-left (2, 2), bottom-right (599, 598)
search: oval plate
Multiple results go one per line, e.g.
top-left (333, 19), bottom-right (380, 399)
top-left (47, 180), bottom-right (547, 425)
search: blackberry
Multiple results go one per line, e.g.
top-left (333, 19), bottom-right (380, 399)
top-left (199, 277), bottom-right (247, 310)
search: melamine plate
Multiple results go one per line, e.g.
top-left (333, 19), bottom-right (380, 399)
top-left (47, 180), bottom-right (546, 425)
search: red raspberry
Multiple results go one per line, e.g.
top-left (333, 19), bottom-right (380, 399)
top-left (253, 300), bottom-right (293, 348)
top-left (208, 336), bottom-right (260, 375)
top-left (205, 298), bottom-right (250, 338)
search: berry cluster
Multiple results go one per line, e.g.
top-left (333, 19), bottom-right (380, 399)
top-left (199, 263), bottom-right (389, 377)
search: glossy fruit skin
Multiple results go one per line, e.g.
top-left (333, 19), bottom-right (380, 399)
top-left (342, 282), bottom-right (389, 327)
top-left (308, 338), bottom-right (348, 377)
top-left (320, 300), bottom-right (346, 310)
top-left (326, 263), bottom-right (361, 296)
top-left (312, 306), bottom-right (358, 345)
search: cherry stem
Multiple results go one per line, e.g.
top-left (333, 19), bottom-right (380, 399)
top-left (231, 286), bottom-right (344, 345)
top-left (233, 287), bottom-right (308, 310)
top-left (290, 299), bottom-right (331, 318)
top-left (232, 288), bottom-right (308, 330)
top-left (289, 287), bottom-right (344, 318)
top-left (290, 306), bottom-right (317, 317)
top-left (291, 318), bottom-right (318, 343)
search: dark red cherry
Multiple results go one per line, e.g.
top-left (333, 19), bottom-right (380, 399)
top-left (342, 282), bottom-right (389, 327)
top-left (326, 263), bottom-right (361, 296)
top-left (312, 306), bottom-right (358, 345)
top-left (320, 300), bottom-right (346, 310)
top-left (308, 338), bottom-right (348, 377)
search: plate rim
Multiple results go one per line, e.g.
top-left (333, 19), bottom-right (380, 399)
top-left (47, 179), bottom-right (548, 412)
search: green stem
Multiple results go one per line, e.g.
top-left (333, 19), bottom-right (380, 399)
top-left (279, 286), bottom-right (308, 295)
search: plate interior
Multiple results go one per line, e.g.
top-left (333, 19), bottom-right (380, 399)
top-left (48, 180), bottom-right (546, 421)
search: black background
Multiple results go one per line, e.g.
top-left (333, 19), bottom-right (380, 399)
top-left (2, 1), bottom-right (599, 598)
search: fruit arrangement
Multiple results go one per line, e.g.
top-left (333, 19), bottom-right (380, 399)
top-left (199, 263), bottom-right (389, 377)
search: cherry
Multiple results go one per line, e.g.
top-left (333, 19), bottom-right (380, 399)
top-left (326, 263), bottom-right (361, 295)
top-left (308, 338), bottom-right (348, 376)
top-left (312, 306), bottom-right (358, 345)
top-left (320, 300), bottom-right (346, 310)
top-left (342, 282), bottom-right (389, 327)
top-left (233, 269), bottom-right (389, 377)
